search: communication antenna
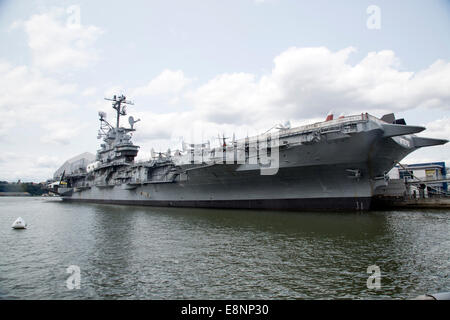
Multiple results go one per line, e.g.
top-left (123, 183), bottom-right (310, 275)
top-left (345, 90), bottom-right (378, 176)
top-left (104, 95), bottom-right (134, 129)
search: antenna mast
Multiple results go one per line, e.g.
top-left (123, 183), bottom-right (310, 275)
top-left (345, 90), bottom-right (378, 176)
top-left (104, 95), bottom-right (134, 129)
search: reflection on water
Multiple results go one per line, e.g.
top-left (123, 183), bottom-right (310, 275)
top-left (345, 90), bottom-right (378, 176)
top-left (0, 197), bottom-right (448, 299)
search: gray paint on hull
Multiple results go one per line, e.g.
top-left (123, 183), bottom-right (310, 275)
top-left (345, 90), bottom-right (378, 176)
top-left (62, 196), bottom-right (372, 211)
top-left (68, 163), bottom-right (373, 200)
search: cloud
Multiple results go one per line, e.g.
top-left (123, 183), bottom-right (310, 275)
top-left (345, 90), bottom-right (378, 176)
top-left (18, 7), bottom-right (103, 72)
top-left (1, 42), bottom-right (448, 180)
top-left (185, 47), bottom-right (450, 126)
top-left (403, 117), bottom-right (450, 165)
top-left (420, 117), bottom-right (450, 140)
top-left (186, 72), bottom-right (280, 126)
top-left (0, 4), bottom-right (105, 180)
top-left (82, 87), bottom-right (97, 96)
top-left (122, 47), bottom-right (450, 167)
top-left (132, 69), bottom-right (193, 97)
top-left (0, 60), bottom-right (78, 134)
top-left (40, 121), bottom-right (88, 145)
top-left (36, 155), bottom-right (61, 168)
top-left (0, 152), bottom-right (64, 182)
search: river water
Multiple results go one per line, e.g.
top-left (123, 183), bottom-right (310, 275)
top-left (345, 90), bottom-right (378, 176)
top-left (0, 196), bottom-right (448, 299)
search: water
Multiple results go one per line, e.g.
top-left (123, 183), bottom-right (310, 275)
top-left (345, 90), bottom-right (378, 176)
top-left (0, 197), bottom-right (448, 300)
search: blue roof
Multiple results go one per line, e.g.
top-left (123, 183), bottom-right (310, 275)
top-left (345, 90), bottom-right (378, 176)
top-left (403, 161), bottom-right (445, 167)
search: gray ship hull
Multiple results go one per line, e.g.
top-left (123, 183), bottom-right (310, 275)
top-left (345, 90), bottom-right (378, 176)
top-left (63, 196), bottom-right (372, 211)
top-left (63, 163), bottom-right (373, 210)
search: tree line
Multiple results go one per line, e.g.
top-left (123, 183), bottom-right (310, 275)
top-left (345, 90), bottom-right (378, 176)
top-left (0, 181), bottom-right (46, 196)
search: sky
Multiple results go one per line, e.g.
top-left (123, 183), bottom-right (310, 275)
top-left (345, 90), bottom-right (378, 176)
top-left (0, 0), bottom-right (449, 182)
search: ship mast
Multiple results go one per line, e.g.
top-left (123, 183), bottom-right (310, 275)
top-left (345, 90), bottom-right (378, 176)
top-left (105, 95), bottom-right (134, 130)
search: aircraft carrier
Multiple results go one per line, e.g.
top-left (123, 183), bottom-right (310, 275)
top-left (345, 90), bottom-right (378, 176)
top-left (50, 95), bottom-right (448, 210)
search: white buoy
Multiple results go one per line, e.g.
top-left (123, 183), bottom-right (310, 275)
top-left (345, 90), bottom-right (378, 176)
top-left (12, 217), bottom-right (27, 229)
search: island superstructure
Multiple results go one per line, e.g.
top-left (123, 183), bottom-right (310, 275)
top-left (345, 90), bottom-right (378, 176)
top-left (51, 95), bottom-right (448, 210)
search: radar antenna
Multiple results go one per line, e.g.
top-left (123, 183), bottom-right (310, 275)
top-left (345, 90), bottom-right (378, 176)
top-left (128, 116), bottom-right (141, 130)
top-left (97, 111), bottom-right (113, 139)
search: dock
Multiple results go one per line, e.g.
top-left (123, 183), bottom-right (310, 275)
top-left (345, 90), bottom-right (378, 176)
top-left (373, 177), bottom-right (450, 209)
top-left (373, 195), bottom-right (450, 209)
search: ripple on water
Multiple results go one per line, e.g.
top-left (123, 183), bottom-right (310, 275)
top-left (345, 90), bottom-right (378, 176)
top-left (0, 197), bottom-right (449, 299)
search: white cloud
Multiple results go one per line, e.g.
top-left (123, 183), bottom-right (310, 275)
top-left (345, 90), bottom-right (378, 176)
top-left (420, 117), bottom-right (450, 140)
top-left (82, 87), bottom-right (97, 96)
top-left (40, 121), bottom-right (88, 145)
top-left (186, 72), bottom-right (281, 125)
top-left (36, 155), bottom-right (61, 168)
top-left (19, 7), bottom-right (103, 72)
top-left (1, 42), bottom-right (448, 180)
top-left (403, 117), bottom-right (450, 165)
top-left (0, 152), bottom-right (64, 182)
top-left (0, 60), bottom-right (78, 134)
top-left (0, 5), bottom-right (105, 180)
top-left (128, 47), bottom-right (449, 162)
top-left (132, 69), bottom-right (193, 97)
top-left (185, 47), bottom-right (450, 126)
